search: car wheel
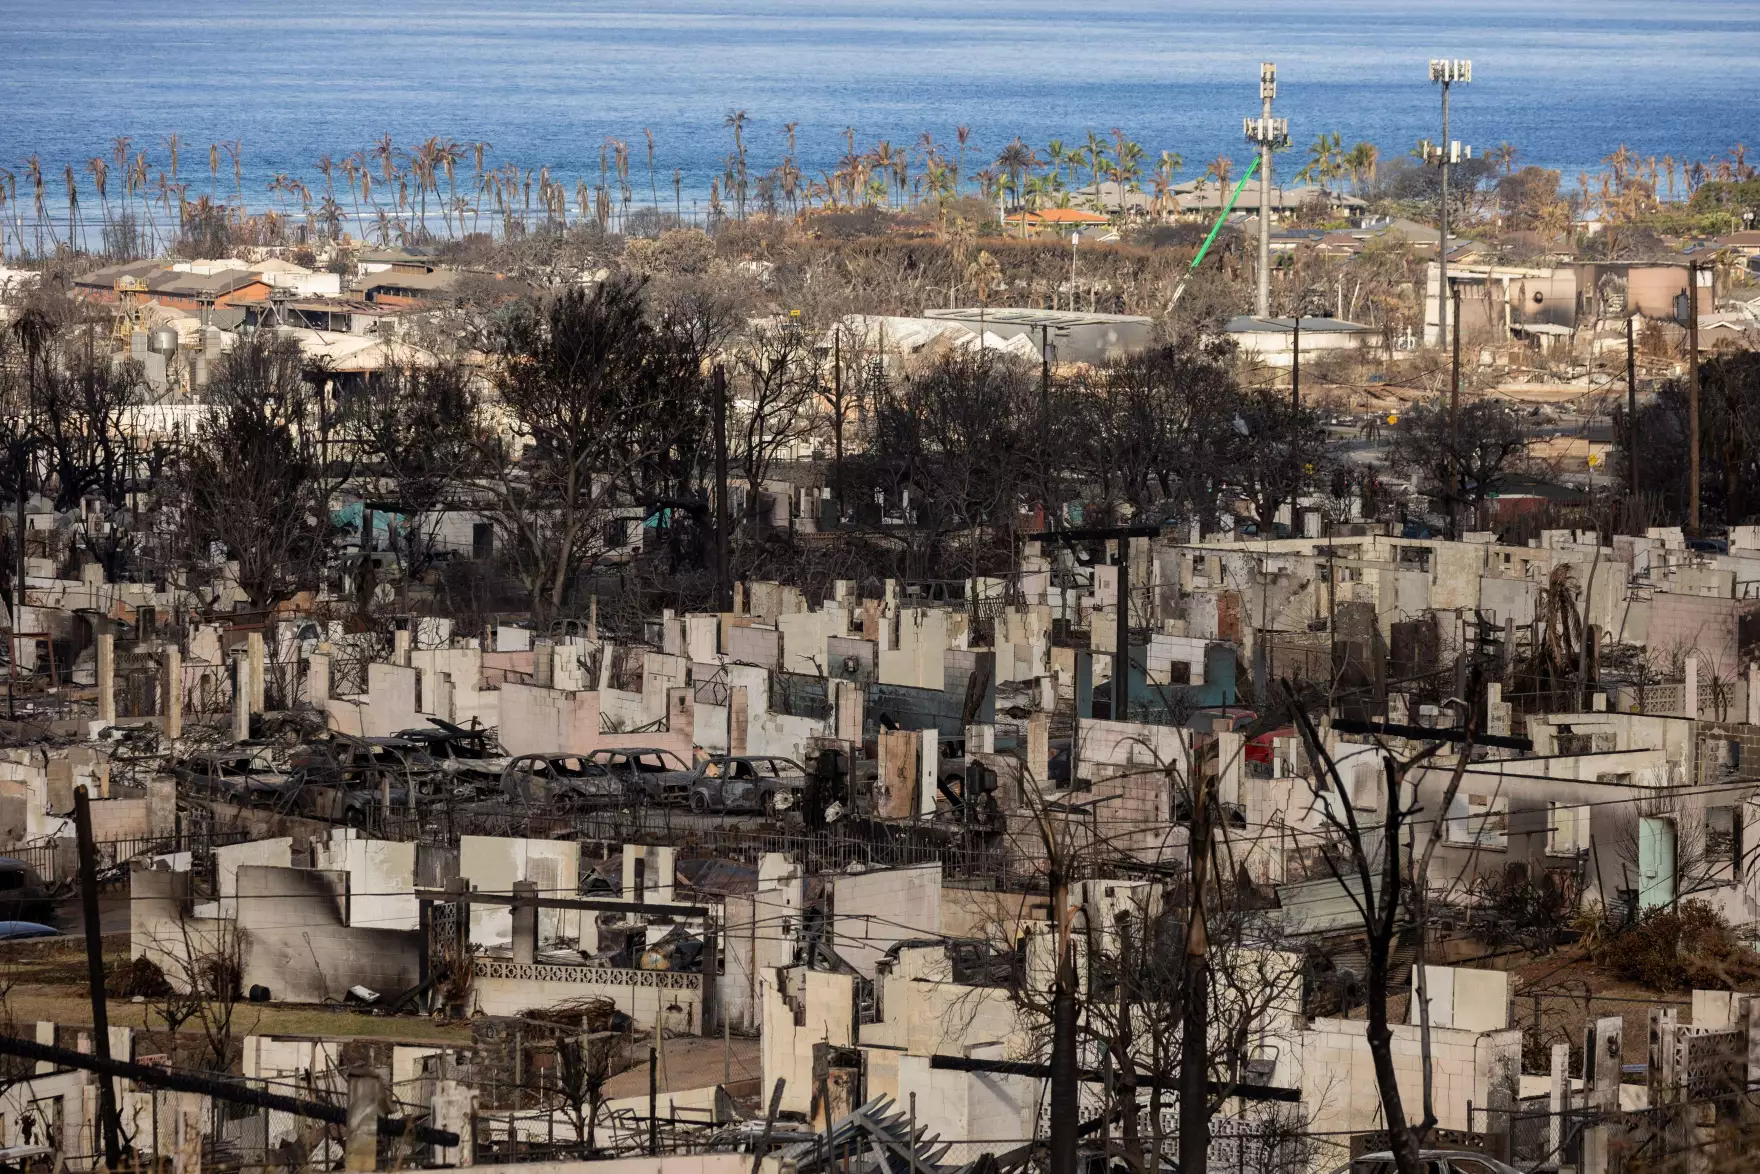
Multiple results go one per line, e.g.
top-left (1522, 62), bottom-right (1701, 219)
top-left (689, 791), bottom-right (709, 814)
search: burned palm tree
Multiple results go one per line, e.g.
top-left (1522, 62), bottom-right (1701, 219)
top-left (1515, 563), bottom-right (1596, 712)
top-left (85, 157), bottom-right (111, 253)
top-left (223, 139), bottom-right (244, 210)
top-left (62, 165), bottom-right (82, 254)
top-left (23, 155), bottom-right (53, 255)
top-left (643, 128), bottom-right (658, 220)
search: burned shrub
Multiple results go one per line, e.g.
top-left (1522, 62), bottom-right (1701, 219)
top-left (1467, 862), bottom-right (1579, 954)
top-left (105, 955), bottom-right (172, 998)
top-left (1592, 899), bottom-right (1760, 991)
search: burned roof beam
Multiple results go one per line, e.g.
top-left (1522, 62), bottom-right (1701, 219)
top-left (1329, 716), bottom-right (1532, 752)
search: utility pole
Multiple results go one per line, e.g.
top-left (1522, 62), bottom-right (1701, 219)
top-left (831, 327), bottom-right (844, 518)
top-left (1069, 232), bottom-right (1080, 312)
top-left (1040, 324), bottom-right (1051, 418)
top-left (1429, 58), bottom-right (1472, 351)
top-left (1178, 751), bottom-right (1214, 1174)
top-left (1048, 849), bottom-right (1079, 1174)
top-left (1114, 539), bottom-right (1131, 721)
top-left (1291, 315), bottom-right (1301, 409)
top-left (1449, 282), bottom-right (1463, 538)
top-left (648, 1043), bottom-right (659, 1155)
top-left (75, 785), bottom-right (123, 1171)
top-left (712, 364), bottom-right (731, 611)
top-left (1039, 325), bottom-right (1054, 526)
top-left (1687, 263), bottom-right (1701, 535)
top-left (1244, 64), bottom-right (1286, 318)
top-left (14, 476), bottom-right (25, 640)
top-left (1626, 315), bottom-right (1638, 498)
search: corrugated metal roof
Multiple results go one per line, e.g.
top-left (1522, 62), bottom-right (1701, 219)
top-left (1277, 871), bottom-right (1384, 936)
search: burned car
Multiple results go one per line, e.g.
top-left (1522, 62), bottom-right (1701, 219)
top-left (284, 734), bottom-right (444, 827)
top-left (686, 755), bottom-right (807, 815)
top-left (173, 746), bottom-right (297, 809)
top-left (392, 720), bottom-right (509, 797)
top-left (498, 753), bottom-right (623, 807)
top-left (0, 859), bottom-right (55, 924)
top-left (581, 747), bottom-right (695, 805)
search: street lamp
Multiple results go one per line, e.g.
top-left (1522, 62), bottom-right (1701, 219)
top-left (1429, 57), bottom-right (1471, 353)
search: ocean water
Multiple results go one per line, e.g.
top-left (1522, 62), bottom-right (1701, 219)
top-left (2, 0), bottom-right (1755, 218)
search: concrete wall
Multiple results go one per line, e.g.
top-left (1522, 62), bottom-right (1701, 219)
top-left (1408, 754), bottom-right (1713, 905)
top-left (497, 682), bottom-right (600, 756)
top-left (721, 853), bottom-right (803, 1033)
top-left (235, 864), bottom-right (422, 1003)
top-left (0, 1068), bottom-right (94, 1161)
top-left (727, 625), bottom-right (781, 670)
top-left (1479, 575), bottom-right (1537, 629)
top-left (894, 1050), bottom-right (1038, 1146)
top-left (854, 946), bottom-right (1040, 1143)
top-left (459, 835), bottom-right (582, 946)
top-left (828, 863), bottom-right (942, 978)
top-left (501, 680), bottom-right (696, 759)
top-left (131, 866), bottom-right (227, 987)
top-left (312, 831), bottom-right (419, 930)
top-left (879, 609), bottom-right (947, 690)
top-left (245, 1034), bottom-right (347, 1145)
top-left (215, 837), bottom-right (292, 918)
top-left (414, 646), bottom-right (499, 730)
top-left (761, 967), bottom-right (856, 1115)
top-left (1078, 717), bottom-right (1191, 773)
top-left (86, 797), bottom-right (149, 843)
top-left (366, 661), bottom-right (417, 734)
top-left (1407, 966), bottom-right (1510, 1033)
top-left (1646, 592), bottom-right (1746, 671)
top-left (1296, 1016), bottom-right (1521, 1141)
top-left (778, 606), bottom-right (845, 676)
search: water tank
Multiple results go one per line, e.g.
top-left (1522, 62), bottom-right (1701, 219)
top-left (147, 326), bottom-right (179, 358)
